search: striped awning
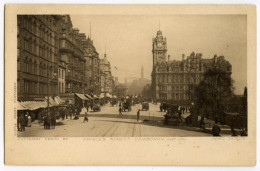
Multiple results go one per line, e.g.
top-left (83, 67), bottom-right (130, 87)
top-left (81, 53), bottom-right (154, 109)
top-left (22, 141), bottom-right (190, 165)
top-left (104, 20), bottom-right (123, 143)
top-left (85, 94), bottom-right (93, 100)
top-left (45, 96), bottom-right (59, 106)
top-left (75, 93), bottom-right (88, 100)
top-left (17, 102), bottom-right (28, 110)
top-left (20, 101), bottom-right (47, 110)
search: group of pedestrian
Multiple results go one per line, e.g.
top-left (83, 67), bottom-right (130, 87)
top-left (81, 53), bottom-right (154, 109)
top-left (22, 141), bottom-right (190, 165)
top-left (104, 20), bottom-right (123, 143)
top-left (42, 109), bottom-right (57, 129)
top-left (17, 111), bottom-right (32, 132)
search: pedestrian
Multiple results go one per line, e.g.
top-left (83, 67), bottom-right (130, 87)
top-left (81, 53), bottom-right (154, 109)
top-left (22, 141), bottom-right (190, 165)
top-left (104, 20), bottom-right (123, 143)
top-left (19, 114), bottom-right (26, 131)
top-left (119, 106), bottom-right (123, 117)
top-left (38, 110), bottom-right (42, 123)
top-left (212, 121), bottom-right (221, 136)
top-left (83, 112), bottom-right (88, 122)
top-left (178, 109), bottom-right (182, 125)
top-left (24, 111), bottom-right (29, 126)
top-left (199, 115), bottom-right (205, 130)
top-left (182, 106), bottom-right (185, 114)
top-left (90, 102), bottom-right (93, 111)
top-left (27, 114), bottom-right (32, 127)
top-left (137, 109), bottom-right (140, 121)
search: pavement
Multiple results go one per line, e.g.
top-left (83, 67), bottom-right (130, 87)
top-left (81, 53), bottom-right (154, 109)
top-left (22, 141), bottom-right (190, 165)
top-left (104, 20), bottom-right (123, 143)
top-left (17, 103), bottom-right (234, 137)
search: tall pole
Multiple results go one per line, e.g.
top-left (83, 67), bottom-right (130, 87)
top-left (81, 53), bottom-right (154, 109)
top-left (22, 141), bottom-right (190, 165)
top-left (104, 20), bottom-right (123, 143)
top-left (47, 69), bottom-right (50, 115)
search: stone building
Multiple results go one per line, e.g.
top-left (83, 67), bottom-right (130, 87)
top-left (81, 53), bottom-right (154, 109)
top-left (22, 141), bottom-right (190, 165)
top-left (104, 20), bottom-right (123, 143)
top-left (17, 15), bottom-right (61, 101)
top-left (100, 52), bottom-right (113, 95)
top-left (18, 15), bottom-right (111, 102)
top-left (151, 30), bottom-right (232, 103)
top-left (58, 15), bottom-right (86, 97)
top-left (82, 36), bottom-right (101, 95)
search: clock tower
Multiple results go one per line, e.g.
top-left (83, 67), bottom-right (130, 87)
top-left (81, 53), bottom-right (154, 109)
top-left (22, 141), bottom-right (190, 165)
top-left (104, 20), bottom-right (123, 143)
top-left (152, 30), bottom-right (167, 67)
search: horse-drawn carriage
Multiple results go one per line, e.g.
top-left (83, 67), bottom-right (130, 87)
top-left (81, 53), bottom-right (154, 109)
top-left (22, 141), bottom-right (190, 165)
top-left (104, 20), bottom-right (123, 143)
top-left (160, 102), bottom-right (170, 112)
top-left (110, 98), bottom-right (118, 106)
top-left (93, 103), bottom-right (101, 112)
top-left (163, 104), bottom-right (182, 126)
top-left (142, 102), bottom-right (149, 111)
top-left (123, 101), bottom-right (131, 112)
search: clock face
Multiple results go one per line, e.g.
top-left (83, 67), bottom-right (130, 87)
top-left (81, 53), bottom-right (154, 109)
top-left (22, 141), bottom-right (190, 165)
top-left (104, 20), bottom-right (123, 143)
top-left (158, 42), bottom-right (162, 47)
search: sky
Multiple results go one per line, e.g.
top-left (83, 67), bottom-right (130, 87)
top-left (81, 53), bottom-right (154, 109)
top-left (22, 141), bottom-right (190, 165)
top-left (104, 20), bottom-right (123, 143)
top-left (70, 15), bottom-right (247, 95)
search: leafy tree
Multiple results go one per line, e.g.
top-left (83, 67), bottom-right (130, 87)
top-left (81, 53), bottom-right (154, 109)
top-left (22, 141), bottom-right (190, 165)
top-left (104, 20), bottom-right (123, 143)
top-left (241, 86), bottom-right (247, 115)
top-left (195, 64), bottom-right (234, 119)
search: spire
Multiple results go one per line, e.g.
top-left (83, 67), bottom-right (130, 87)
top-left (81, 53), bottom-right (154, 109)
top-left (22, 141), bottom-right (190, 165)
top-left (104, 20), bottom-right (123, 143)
top-left (90, 22), bottom-right (92, 39)
top-left (159, 21), bottom-right (160, 31)
top-left (104, 46), bottom-right (107, 58)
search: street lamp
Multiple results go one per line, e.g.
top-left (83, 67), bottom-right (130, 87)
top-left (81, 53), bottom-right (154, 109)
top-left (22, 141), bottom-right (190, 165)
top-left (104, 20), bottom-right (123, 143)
top-left (47, 68), bottom-right (57, 115)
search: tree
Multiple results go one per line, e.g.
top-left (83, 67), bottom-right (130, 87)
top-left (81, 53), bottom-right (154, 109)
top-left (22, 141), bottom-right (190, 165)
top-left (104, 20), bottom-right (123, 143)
top-left (241, 86), bottom-right (247, 115)
top-left (195, 64), bottom-right (234, 120)
top-left (142, 84), bottom-right (153, 100)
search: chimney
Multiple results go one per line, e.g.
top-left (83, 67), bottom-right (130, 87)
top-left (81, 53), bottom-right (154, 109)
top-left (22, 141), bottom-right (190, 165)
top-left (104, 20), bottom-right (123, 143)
top-left (168, 55), bottom-right (170, 63)
top-left (182, 54), bottom-right (185, 61)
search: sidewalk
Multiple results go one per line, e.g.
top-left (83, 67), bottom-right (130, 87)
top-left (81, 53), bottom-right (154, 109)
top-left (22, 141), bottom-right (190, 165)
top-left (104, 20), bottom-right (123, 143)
top-left (181, 112), bottom-right (242, 136)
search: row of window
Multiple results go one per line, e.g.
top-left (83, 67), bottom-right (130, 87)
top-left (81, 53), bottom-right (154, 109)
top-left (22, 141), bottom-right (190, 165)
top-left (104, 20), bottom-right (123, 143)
top-left (18, 16), bottom-right (57, 40)
top-left (157, 75), bottom-right (201, 83)
top-left (22, 57), bottom-right (56, 78)
top-left (159, 85), bottom-right (193, 91)
top-left (159, 93), bottom-right (193, 100)
top-left (60, 33), bottom-right (84, 50)
top-left (22, 80), bottom-right (56, 95)
top-left (21, 37), bottom-right (54, 61)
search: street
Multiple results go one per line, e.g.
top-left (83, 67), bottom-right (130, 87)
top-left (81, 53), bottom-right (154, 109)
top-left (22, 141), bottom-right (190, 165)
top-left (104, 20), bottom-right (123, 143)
top-left (17, 103), bottom-right (213, 137)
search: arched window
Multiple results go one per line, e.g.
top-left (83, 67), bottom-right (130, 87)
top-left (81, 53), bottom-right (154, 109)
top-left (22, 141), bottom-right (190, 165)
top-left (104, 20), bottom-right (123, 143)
top-left (25, 57), bottom-right (29, 72)
top-left (50, 32), bottom-right (52, 44)
top-left (34, 39), bottom-right (37, 54)
top-left (39, 62), bottom-right (42, 76)
top-left (29, 59), bottom-right (32, 73)
top-left (43, 44), bottom-right (45, 58)
top-left (43, 63), bottom-right (46, 77)
top-left (34, 60), bottom-right (37, 74)
top-left (34, 21), bottom-right (37, 34)
top-left (46, 65), bottom-right (49, 77)
top-left (39, 25), bottom-right (42, 38)
top-left (46, 30), bottom-right (49, 43)
top-left (29, 37), bottom-right (32, 52)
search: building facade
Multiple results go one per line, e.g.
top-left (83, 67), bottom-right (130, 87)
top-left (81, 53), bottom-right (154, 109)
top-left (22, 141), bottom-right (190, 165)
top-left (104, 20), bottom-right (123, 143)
top-left (100, 53), bottom-right (113, 95)
top-left (59, 15), bottom-right (86, 97)
top-left (151, 30), bottom-right (232, 103)
top-left (17, 15), bottom-right (61, 101)
top-left (82, 36), bottom-right (101, 95)
top-left (18, 15), bottom-right (113, 102)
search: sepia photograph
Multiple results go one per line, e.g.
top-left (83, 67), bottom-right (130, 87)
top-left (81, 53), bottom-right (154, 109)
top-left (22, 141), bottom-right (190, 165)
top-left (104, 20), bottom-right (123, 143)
top-left (4, 4), bottom-right (256, 166)
top-left (16, 14), bottom-right (247, 137)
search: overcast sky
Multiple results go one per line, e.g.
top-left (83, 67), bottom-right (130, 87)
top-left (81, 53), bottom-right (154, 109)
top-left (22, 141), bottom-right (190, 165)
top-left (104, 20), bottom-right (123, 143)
top-left (70, 15), bottom-right (247, 95)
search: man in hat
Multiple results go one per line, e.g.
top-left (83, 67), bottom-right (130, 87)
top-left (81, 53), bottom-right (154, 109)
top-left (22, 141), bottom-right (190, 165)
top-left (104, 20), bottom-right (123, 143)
top-left (83, 112), bottom-right (88, 122)
top-left (137, 109), bottom-right (141, 121)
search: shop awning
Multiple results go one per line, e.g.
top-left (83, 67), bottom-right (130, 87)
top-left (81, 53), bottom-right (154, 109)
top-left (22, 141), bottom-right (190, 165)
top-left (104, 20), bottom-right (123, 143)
top-left (100, 93), bottom-right (105, 98)
top-left (106, 94), bottom-right (112, 98)
top-left (20, 101), bottom-right (47, 110)
top-left (54, 96), bottom-right (65, 105)
top-left (93, 95), bottom-right (99, 99)
top-left (85, 94), bottom-right (93, 100)
top-left (45, 96), bottom-right (59, 106)
top-left (17, 102), bottom-right (28, 110)
top-left (75, 93), bottom-right (88, 100)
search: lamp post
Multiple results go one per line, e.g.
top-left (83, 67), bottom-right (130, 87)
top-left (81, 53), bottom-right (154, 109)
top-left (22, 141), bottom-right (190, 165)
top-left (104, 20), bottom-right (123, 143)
top-left (47, 68), bottom-right (57, 115)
